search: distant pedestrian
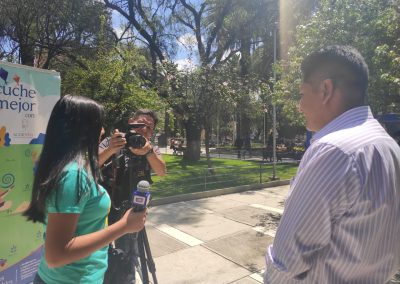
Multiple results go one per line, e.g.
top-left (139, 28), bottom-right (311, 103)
top-left (235, 137), bottom-right (243, 158)
top-left (264, 46), bottom-right (400, 283)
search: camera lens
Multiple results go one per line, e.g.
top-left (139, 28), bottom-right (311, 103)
top-left (126, 132), bottom-right (146, 148)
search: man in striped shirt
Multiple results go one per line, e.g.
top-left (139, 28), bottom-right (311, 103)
top-left (264, 45), bottom-right (400, 283)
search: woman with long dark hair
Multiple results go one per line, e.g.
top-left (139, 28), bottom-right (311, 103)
top-left (24, 95), bottom-right (147, 284)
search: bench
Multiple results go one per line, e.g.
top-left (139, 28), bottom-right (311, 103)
top-left (172, 146), bottom-right (186, 155)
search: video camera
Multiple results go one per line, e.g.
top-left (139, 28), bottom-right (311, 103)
top-left (125, 123), bottom-right (147, 149)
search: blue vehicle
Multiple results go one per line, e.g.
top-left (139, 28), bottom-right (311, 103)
top-left (305, 130), bottom-right (313, 150)
top-left (377, 113), bottom-right (400, 140)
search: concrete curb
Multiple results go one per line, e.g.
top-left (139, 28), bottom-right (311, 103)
top-left (150, 179), bottom-right (290, 207)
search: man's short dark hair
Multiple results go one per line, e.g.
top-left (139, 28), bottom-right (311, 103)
top-left (130, 109), bottom-right (158, 128)
top-left (301, 45), bottom-right (369, 105)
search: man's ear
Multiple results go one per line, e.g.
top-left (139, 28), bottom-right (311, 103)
top-left (321, 78), bottom-right (335, 105)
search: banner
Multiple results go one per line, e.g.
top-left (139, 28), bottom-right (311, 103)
top-left (0, 62), bottom-right (60, 284)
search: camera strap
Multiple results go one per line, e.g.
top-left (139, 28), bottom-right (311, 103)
top-left (110, 154), bottom-right (120, 210)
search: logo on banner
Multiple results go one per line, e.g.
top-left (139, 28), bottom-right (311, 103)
top-left (0, 66), bottom-right (40, 140)
top-left (0, 67), bottom-right (37, 114)
top-left (0, 126), bottom-right (11, 147)
top-left (0, 67), bottom-right (9, 84)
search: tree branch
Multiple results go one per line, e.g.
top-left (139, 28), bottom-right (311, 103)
top-left (205, 1), bottom-right (232, 60)
top-left (104, 0), bottom-right (165, 62)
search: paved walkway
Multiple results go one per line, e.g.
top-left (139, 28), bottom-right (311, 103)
top-left (145, 185), bottom-right (290, 284)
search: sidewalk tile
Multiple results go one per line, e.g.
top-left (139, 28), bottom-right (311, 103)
top-left (172, 213), bottom-right (250, 241)
top-left (232, 276), bottom-right (262, 284)
top-left (146, 225), bottom-right (189, 258)
top-left (204, 228), bottom-right (274, 271)
top-left (154, 246), bottom-right (250, 284)
top-left (184, 196), bottom-right (247, 212)
top-left (223, 191), bottom-right (286, 208)
top-left (218, 205), bottom-right (277, 227)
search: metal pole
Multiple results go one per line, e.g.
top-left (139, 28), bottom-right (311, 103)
top-left (272, 22), bottom-right (277, 180)
top-left (233, 107), bottom-right (236, 147)
top-left (217, 107), bottom-right (219, 147)
top-left (204, 168), bottom-right (207, 191)
top-left (263, 110), bottom-right (266, 149)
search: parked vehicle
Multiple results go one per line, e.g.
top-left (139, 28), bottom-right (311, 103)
top-left (377, 113), bottom-right (400, 143)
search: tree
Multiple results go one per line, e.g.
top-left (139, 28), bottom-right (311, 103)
top-left (0, 0), bottom-right (113, 68)
top-left (167, 61), bottom-right (240, 166)
top-left (103, 0), bottom-right (185, 153)
top-left (103, 0), bottom-right (178, 80)
top-left (169, 0), bottom-right (279, 160)
top-left (62, 44), bottom-right (165, 131)
top-left (103, 0), bottom-right (282, 161)
top-left (275, 0), bottom-right (400, 126)
top-left (370, 2), bottom-right (400, 113)
top-left (167, 0), bottom-right (237, 160)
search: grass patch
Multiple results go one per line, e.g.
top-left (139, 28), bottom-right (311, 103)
top-left (150, 154), bottom-right (298, 199)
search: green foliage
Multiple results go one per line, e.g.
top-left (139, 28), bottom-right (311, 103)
top-left (371, 4), bottom-right (400, 113)
top-left (61, 44), bottom-right (165, 130)
top-left (0, 0), bottom-right (113, 67)
top-left (276, 0), bottom-right (400, 125)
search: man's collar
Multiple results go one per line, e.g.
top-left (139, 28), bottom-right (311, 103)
top-left (311, 106), bottom-right (373, 144)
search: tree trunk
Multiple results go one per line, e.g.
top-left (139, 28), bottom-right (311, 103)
top-left (159, 110), bottom-right (170, 147)
top-left (241, 111), bottom-right (251, 150)
top-left (204, 122), bottom-right (215, 175)
top-left (151, 50), bottom-right (158, 83)
top-left (183, 117), bottom-right (202, 161)
top-left (19, 43), bottom-right (35, 66)
top-left (238, 35), bottom-right (252, 150)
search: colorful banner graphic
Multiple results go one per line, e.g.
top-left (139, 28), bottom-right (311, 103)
top-left (0, 62), bottom-right (60, 284)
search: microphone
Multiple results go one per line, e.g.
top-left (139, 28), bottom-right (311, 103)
top-left (132, 180), bottom-right (151, 212)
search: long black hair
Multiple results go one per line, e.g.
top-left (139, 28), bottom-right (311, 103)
top-left (24, 95), bottom-right (104, 223)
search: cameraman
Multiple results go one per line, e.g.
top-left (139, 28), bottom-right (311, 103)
top-left (99, 109), bottom-right (166, 176)
top-left (99, 109), bottom-right (166, 284)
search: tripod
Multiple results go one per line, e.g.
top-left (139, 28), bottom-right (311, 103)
top-left (126, 153), bottom-right (158, 284)
top-left (137, 227), bottom-right (158, 284)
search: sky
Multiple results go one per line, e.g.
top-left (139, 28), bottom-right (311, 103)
top-left (111, 11), bottom-right (198, 71)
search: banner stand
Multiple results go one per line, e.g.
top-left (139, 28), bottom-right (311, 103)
top-left (0, 62), bottom-right (60, 284)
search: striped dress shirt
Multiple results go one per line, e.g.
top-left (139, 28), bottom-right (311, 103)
top-left (265, 106), bottom-right (400, 284)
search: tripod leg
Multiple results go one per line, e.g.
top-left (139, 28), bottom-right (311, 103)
top-left (138, 231), bottom-right (149, 284)
top-left (142, 228), bottom-right (158, 284)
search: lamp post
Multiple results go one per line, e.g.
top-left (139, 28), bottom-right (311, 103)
top-left (263, 105), bottom-right (267, 149)
top-left (233, 102), bottom-right (237, 147)
top-left (217, 110), bottom-right (219, 147)
top-left (271, 22), bottom-right (278, 180)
